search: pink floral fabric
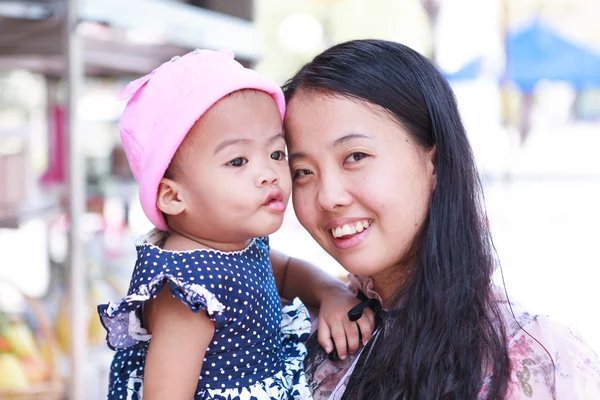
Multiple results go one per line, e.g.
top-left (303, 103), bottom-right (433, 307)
top-left (308, 275), bottom-right (600, 399)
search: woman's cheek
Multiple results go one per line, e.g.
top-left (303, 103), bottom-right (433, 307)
top-left (292, 191), bottom-right (312, 227)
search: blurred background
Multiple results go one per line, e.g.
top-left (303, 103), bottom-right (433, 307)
top-left (0, 0), bottom-right (598, 398)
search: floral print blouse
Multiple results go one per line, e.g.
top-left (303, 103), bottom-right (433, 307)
top-left (306, 275), bottom-right (600, 399)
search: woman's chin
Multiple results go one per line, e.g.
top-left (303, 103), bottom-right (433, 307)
top-left (330, 253), bottom-right (376, 277)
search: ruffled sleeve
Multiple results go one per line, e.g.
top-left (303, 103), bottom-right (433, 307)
top-left (347, 274), bottom-right (382, 304)
top-left (97, 243), bottom-right (227, 351)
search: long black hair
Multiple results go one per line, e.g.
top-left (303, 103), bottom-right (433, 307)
top-left (283, 40), bottom-right (511, 399)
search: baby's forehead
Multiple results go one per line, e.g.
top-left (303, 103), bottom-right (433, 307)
top-left (177, 90), bottom-right (284, 152)
top-left (207, 89), bottom-right (281, 120)
top-left (225, 88), bottom-right (270, 101)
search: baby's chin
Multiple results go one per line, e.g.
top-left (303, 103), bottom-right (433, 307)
top-left (250, 221), bottom-right (285, 239)
top-left (251, 213), bottom-right (286, 236)
top-left (216, 220), bottom-right (284, 242)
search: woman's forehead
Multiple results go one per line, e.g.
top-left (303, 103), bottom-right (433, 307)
top-left (287, 95), bottom-right (362, 134)
top-left (285, 93), bottom-right (404, 146)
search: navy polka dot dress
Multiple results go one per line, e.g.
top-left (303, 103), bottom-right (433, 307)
top-left (98, 230), bottom-right (313, 399)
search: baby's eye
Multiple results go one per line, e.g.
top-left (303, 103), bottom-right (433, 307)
top-left (292, 169), bottom-right (313, 181)
top-left (227, 157), bottom-right (248, 167)
top-left (344, 152), bottom-right (368, 164)
top-left (271, 151), bottom-right (287, 161)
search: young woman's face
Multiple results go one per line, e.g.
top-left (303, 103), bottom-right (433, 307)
top-left (285, 93), bottom-right (436, 290)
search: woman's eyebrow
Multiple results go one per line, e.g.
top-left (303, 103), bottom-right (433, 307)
top-left (288, 133), bottom-right (374, 163)
top-left (332, 133), bottom-right (375, 147)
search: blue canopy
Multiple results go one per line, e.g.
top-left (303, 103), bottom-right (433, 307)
top-left (508, 19), bottom-right (600, 91)
top-left (444, 57), bottom-right (483, 81)
top-left (445, 19), bottom-right (600, 92)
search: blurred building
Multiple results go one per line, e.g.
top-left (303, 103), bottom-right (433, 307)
top-left (0, 1), bottom-right (264, 398)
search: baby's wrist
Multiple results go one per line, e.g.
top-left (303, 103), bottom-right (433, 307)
top-left (317, 280), bottom-right (350, 304)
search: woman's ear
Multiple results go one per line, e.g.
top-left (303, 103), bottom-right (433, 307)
top-left (157, 178), bottom-right (186, 217)
top-left (426, 145), bottom-right (437, 190)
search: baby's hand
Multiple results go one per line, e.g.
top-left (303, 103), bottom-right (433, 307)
top-left (317, 286), bottom-right (375, 361)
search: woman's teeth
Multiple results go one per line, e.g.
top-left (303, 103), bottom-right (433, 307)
top-left (331, 221), bottom-right (370, 238)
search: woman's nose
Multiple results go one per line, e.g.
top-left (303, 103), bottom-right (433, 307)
top-left (316, 174), bottom-right (352, 211)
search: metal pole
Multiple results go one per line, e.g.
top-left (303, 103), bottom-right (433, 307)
top-left (64, 0), bottom-right (86, 398)
top-left (500, 0), bottom-right (511, 127)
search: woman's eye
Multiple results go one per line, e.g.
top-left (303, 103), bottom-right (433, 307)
top-left (271, 151), bottom-right (287, 161)
top-left (292, 169), bottom-right (312, 181)
top-left (227, 157), bottom-right (248, 167)
top-left (344, 152), bottom-right (368, 164)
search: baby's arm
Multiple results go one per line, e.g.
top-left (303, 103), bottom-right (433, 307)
top-left (143, 286), bottom-right (215, 399)
top-left (270, 250), bottom-right (375, 360)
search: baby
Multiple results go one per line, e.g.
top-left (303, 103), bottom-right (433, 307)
top-left (98, 49), bottom-right (373, 400)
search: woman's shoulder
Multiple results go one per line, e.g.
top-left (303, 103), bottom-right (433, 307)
top-left (492, 289), bottom-right (600, 399)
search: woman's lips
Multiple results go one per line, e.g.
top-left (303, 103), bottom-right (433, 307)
top-left (330, 220), bottom-right (371, 238)
top-left (327, 220), bottom-right (373, 250)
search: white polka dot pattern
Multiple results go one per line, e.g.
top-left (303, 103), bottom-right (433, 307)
top-left (97, 237), bottom-right (313, 399)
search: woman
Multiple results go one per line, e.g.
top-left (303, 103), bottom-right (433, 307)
top-left (283, 39), bottom-right (600, 399)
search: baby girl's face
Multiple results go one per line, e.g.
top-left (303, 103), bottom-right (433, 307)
top-left (173, 90), bottom-right (291, 243)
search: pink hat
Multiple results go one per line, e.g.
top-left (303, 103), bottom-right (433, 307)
top-left (118, 49), bottom-right (286, 231)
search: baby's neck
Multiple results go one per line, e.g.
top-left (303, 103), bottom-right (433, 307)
top-left (162, 230), bottom-right (252, 253)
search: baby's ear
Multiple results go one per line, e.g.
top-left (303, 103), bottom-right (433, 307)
top-left (157, 178), bottom-right (186, 217)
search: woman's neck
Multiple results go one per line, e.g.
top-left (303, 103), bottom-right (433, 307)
top-left (370, 266), bottom-right (410, 309)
